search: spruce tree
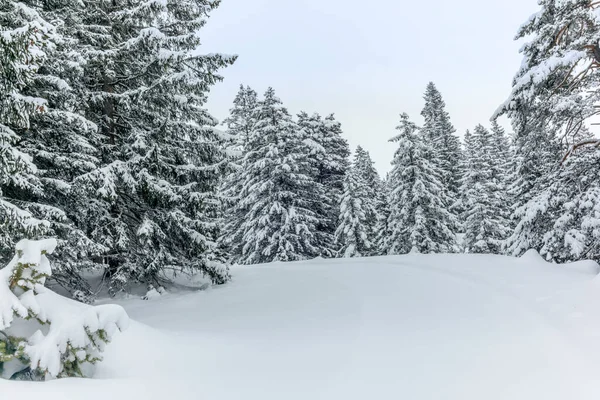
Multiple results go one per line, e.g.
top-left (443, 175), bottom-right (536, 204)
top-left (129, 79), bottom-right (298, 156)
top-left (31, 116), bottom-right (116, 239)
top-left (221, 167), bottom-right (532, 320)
top-left (228, 88), bottom-right (319, 265)
top-left (374, 174), bottom-right (392, 254)
top-left (73, 0), bottom-right (235, 292)
top-left (385, 113), bottom-right (458, 254)
top-left (352, 146), bottom-right (382, 255)
top-left (297, 112), bottom-right (350, 257)
top-left (461, 125), bottom-right (511, 254)
top-left (10, 0), bottom-right (108, 295)
top-left (420, 82), bottom-right (462, 211)
top-left (334, 165), bottom-right (373, 258)
top-left (499, 1), bottom-right (600, 260)
top-left (0, 0), bottom-right (61, 263)
top-left (220, 85), bottom-right (259, 257)
top-left (506, 148), bottom-right (600, 262)
top-left (495, 0), bottom-right (600, 149)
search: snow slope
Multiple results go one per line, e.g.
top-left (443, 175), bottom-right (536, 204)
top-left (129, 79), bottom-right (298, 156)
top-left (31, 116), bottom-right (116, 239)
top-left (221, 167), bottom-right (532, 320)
top-left (4, 253), bottom-right (600, 399)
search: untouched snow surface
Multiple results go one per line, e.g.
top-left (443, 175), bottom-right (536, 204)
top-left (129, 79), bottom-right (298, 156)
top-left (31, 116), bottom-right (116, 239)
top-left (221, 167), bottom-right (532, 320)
top-left (5, 253), bottom-right (600, 399)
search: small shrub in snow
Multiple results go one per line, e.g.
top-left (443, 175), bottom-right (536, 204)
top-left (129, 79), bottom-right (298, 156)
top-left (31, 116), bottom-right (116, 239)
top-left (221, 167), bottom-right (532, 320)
top-left (0, 239), bottom-right (129, 380)
top-left (142, 285), bottom-right (166, 300)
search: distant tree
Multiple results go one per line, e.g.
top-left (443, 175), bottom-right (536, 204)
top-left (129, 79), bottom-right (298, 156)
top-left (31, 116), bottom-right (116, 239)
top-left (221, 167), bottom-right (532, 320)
top-left (335, 165), bottom-right (373, 258)
top-left (298, 112), bottom-right (350, 257)
top-left (375, 174), bottom-right (392, 254)
top-left (461, 125), bottom-right (511, 254)
top-left (421, 82), bottom-right (463, 212)
top-left (353, 146), bottom-right (383, 255)
top-left (220, 85), bottom-right (259, 258)
top-left (228, 88), bottom-right (319, 264)
top-left (385, 113), bottom-right (458, 254)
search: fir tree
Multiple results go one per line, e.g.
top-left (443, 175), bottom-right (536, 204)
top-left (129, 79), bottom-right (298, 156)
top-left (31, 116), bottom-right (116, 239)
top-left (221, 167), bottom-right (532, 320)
top-left (461, 125), bottom-right (511, 254)
top-left (73, 0), bottom-right (236, 292)
top-left (495, 0), bottom-right (600, 151)
top-left (499, 1), bottom-right (600, 260)
top-left (334, 165), bottom-right (372, 258)
top-left (420, 82), bottom-right (462, 210)
top-left (506, 148), bottom-right (600, 262)
top-left (8, 0), bottom-right (107, 295)
top-left (297, 112), bottom-right (350, 257)
top-left (0, 0), bottom-right (58, 262)
top-left (219, 85), bottom-right (259, 257)
top-left (385, 113), bottom-right (458, 254)
top-left (374, 174), bottom-right (392, 254)
top-left (352, 146), bottom-right (382, 255)
top-left (228, 88), bottom-right (319, 264)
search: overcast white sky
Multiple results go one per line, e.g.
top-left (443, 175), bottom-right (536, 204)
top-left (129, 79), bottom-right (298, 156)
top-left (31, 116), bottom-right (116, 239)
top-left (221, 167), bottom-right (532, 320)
top-left (201, 0), bottom-right (540, 174)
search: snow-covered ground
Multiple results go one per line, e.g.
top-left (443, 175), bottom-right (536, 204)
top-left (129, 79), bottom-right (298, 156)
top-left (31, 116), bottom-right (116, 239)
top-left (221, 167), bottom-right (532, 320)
top-left (5, 252), bottom-right (600, 399)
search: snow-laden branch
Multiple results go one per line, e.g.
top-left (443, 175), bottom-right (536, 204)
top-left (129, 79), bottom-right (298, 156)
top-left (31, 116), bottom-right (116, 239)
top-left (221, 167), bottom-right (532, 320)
top-left (0, 239), bottom-right (129, 380)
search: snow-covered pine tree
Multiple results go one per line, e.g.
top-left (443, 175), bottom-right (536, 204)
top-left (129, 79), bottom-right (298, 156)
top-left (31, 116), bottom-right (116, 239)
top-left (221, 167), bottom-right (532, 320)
top-left (489, 120), bottom-right (514, 225)
top-left (385, 113), bottom-right (458, 255)
top-left (73, 0), bottom-right (236, 293)
top-left (420, 82), bottom-right (462, 214)
top-left (297, 112), bottom-right (350, 257)
top-left (374, 174), bottom-right (392, 254)
top-left (352, 146), bottom-right (382, 255)
top-left (499, 1), bottom-right (600, 260)
top-left (228, 88), bottom-right (319, 265)
top-left (7, 0), bottom-right (106, 296)
top-left (505, 147), bottom-right (600, 262)
top-left (495, 0), bottom-right (600, 154)
top-left (0, 0), bottom-right (64, 267)
top-left (461, 125), bottom-right (511, 254)
top-left (334, 164), bottom-right (372, 258)
top-left (454, 129), bottom-right (474, 226)
top-left (219, 85), bottom-right (259, 258)
top-left (490, 120), bottom-right (512, 167)
top-left (222, 84), bottom-right (259, 164)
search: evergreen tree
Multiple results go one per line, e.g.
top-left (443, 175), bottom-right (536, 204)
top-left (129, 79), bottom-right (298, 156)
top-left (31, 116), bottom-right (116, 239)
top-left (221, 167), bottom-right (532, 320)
top-left (490, 120), bottom-right (512, 164)
top-left (73, 0), bottom-right (235, 292)
top-left (506, 148), bottom-right (600, 262)
top-left (489, 120), bottom-right (514, 229)
top-left (499, 1), bottom-right (600, 260)
top-left (420, 82), bottom-right (462, 210)
top-left (228, 88), bottom-right (319, 265)
top-left (334, 165), bottom-right (372, 258)
top-left (374, 174), bottom-right (392, 254)
top-left (222, 84), bottom-right (259, 163)
top-left (219, 85), bottom-right (259, 257)
top-left (352, 146), bottom-right (382, 255)
top-left (297, 112), bottom-right (350, 257)
top-left (0, 0), bottom-right (67, 267)
top-left (495, 0), bottom-right (600, 150)
top-left (9, 0), bottom-right (108, 295)
top-left (385, 113), bottom-right (458, 254)
top-left (461, 125), bottom-right (511, 254)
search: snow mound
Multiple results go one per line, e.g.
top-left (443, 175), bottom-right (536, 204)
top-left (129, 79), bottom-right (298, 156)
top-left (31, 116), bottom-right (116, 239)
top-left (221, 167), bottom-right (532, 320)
top-left (562, 260), bottom-right (600, 275)
top-left (519, 248), bottom-right (547, 264)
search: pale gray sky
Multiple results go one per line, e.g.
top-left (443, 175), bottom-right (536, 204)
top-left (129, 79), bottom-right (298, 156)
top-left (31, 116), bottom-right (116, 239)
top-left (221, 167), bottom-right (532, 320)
top-left (201, 0), bottom-right (540, 174)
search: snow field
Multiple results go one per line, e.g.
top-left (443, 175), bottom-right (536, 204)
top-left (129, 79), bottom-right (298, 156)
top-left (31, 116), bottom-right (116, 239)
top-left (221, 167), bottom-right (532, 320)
top-left (4, 253), bottom-right (600, 399)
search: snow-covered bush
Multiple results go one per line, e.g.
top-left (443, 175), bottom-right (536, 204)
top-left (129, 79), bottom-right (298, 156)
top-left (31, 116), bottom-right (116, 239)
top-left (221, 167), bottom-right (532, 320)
top-left (0, 239), bottom-right (129, 380)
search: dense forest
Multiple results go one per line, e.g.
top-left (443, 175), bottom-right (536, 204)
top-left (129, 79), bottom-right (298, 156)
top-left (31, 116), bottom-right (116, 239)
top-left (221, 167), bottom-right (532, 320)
top-left (1, 0), bottom-right (600, 303)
